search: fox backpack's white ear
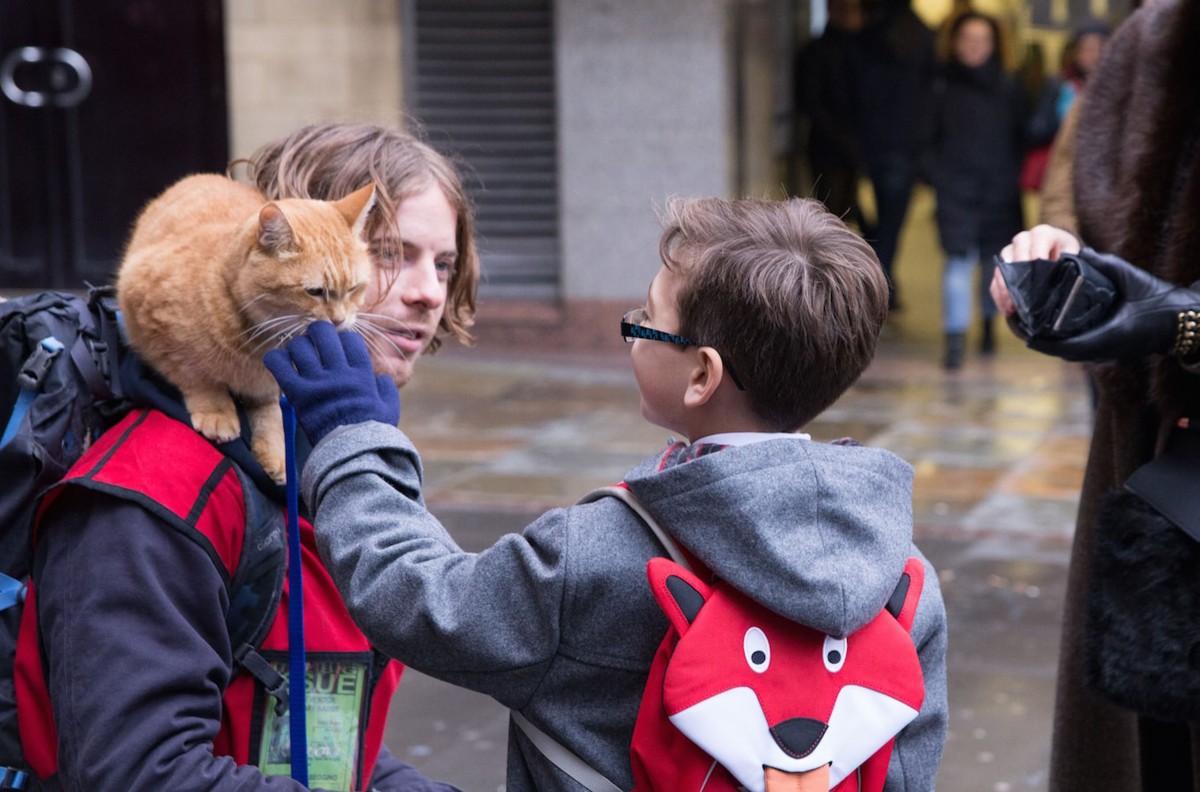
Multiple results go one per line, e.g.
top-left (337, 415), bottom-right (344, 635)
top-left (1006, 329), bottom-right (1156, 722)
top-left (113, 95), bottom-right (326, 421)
top-left (647, 558), bottom-right (711, 636)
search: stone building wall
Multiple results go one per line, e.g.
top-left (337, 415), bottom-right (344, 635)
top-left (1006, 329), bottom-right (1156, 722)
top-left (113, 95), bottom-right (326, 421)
top-left (223, 0), bottom-right (405, 159)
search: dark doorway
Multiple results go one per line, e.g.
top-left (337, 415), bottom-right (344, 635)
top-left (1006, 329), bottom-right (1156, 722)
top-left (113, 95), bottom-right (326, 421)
top-left (0, 1), bottom-right (228, 289)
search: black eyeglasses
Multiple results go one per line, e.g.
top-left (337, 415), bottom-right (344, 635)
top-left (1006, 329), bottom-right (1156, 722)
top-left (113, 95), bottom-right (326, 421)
top-left (621, 308), bottom-right (746, 391)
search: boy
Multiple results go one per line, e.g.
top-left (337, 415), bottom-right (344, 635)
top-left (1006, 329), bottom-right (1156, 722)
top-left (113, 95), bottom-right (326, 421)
top-left (267, 197), bottom-right (948, 791)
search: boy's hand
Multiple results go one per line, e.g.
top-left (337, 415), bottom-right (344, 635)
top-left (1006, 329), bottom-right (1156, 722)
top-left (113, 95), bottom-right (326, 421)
top-left (264, 321), bottom-right (400, 446)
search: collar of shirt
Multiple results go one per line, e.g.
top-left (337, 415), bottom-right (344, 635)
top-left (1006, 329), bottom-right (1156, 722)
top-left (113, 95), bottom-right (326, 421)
top-left (692, 431), bottom-right (811, 447)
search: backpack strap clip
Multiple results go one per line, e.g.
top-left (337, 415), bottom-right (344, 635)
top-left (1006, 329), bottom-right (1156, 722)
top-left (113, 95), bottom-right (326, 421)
top-left (234, 644), bottom-right (288, 717)
top-left (0, 766), bottom-right (28, 789)
top-left (86, 339), bottom-right (112, 381)
top-left (16, 337), bottom-right (64, 391)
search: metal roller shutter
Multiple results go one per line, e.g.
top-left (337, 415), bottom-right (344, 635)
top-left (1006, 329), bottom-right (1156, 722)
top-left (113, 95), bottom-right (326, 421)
top-left (407, 0), bottom-right (560, 299)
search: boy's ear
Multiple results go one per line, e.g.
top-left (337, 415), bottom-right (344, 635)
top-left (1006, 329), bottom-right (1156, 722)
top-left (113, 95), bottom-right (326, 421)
top-left (683, 347), bottom-right (725, 408)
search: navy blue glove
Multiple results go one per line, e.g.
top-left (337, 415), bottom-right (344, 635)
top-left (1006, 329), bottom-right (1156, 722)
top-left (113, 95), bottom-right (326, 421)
top-left (264, 321), bottom-right (399, 446)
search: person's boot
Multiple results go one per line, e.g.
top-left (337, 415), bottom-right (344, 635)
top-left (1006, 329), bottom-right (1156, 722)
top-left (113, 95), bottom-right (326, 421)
top-left (980, 316), bottom-right (996, 356)
top-left (944, 333), bottom-right (965, 370)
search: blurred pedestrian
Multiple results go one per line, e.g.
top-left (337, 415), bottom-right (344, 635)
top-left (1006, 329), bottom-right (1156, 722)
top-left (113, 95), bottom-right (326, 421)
top-left (1025, 21), bottom-right (1111, 160)
top-left (795, 0), bottom-right (866, 226)
top-left (924, 11), bottom-right (1026, 370)
top-left (846, 0), bottom-right (938, 310)
top-left (1021, 21), bottom-right (1111, 201)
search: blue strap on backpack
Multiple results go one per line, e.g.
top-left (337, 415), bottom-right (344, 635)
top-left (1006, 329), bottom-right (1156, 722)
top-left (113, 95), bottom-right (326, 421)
top-left (0, 337), bottom-right (65, 449)
top-left (281, 397), bottom-right (309, 784)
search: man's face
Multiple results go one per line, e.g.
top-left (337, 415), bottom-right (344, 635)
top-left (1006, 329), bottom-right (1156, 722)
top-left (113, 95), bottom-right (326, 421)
top-left (360, 184), bottom-right (456, 387)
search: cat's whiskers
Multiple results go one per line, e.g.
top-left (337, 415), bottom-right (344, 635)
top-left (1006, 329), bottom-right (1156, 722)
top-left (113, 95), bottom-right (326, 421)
top-left (242, 314), bottom-right (307, 355)
top-left (237, 293), bottom-right (272, 315)
top-left (357, 332), bottom-right (389, 363)
top-left (238, 314), bottom-right (297, 342)
top-left (356, 320), bottom-right (405, 357)
top-left (358, 311), bottom-right (419, 339)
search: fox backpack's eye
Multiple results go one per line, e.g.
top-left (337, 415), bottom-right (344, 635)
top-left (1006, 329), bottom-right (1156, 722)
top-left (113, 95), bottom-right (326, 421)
top-left (823, 635), bottom-right (847, 672)
top-left (744, 627), bottom-right (771, 673)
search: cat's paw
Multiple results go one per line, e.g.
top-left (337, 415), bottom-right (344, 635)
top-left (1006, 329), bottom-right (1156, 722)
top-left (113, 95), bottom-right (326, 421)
top-left (191, 411), bottom-right (241, 444)
top-left (253, 439), bottom-right (288, 484)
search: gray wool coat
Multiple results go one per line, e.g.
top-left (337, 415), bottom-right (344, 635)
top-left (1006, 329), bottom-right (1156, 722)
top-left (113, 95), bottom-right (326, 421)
top-left (302, 425), bottom-right (948, 791)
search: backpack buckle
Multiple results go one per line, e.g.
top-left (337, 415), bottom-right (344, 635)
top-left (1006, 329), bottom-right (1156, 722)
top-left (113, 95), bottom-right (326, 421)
top-left (87, 339), bottom-right (111, 379)
top-left (234, 644), bottom-right (289, 717)
top-left (0, 766), bottom-right (28, 789)
top-left (17, 337), bottom-right (65, 391)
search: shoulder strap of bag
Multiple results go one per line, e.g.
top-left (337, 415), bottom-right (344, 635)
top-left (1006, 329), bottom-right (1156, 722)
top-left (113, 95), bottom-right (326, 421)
top-left (510, 485), bottom-right (687, 792)
top-left (576, 485), bottom-right (691, 570)
top-left (510, 711), bottom-right (623, 792)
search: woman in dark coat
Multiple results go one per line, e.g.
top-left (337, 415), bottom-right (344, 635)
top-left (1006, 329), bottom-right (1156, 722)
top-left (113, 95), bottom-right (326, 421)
top-left (991, 0), bottom-right (1200, 787)
top-left (925, 11), bottom-right (1026, 369)
top-left (1050, 2), bottom-right (1200, 787)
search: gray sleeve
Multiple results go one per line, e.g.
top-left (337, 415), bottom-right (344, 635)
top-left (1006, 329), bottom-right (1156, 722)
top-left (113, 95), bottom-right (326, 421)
top-left (302, 422), bottom-right (567, 709)
top-left (886, 555), bottom-right (949, 792)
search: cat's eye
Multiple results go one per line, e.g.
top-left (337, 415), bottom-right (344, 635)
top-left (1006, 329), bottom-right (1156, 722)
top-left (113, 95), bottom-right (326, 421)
top-left (305, 287), bottom-right (326, 299)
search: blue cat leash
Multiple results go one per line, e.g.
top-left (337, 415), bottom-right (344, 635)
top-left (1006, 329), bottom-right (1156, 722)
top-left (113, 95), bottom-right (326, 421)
top-left (280, 396), bottom-right (309, 785)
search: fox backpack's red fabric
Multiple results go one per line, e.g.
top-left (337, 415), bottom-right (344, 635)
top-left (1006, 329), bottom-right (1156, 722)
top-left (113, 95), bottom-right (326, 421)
top-left (630, 556), bottom-right (926, 792)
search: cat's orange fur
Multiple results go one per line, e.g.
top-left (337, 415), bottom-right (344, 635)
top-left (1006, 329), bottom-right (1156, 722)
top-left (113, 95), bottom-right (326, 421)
top-left (117, 173), bottom-right (376, 483)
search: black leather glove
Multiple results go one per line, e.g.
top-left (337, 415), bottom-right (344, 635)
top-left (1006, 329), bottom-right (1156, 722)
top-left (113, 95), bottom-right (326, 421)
top-left (1023, 248), bottom-right (1200, 363)
top-left (264, 321), bottom-right (399, 446)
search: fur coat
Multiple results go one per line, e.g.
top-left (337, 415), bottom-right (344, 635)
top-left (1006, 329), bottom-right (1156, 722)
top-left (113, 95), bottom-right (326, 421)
top-left (1055, 0), bottom-right (1200, 789)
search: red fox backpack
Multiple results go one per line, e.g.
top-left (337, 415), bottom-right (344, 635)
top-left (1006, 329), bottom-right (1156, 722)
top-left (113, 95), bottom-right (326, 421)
top-left (0, 288), bottom-right (289, 790)
top-left (512, 485), bottom-right (926, 792)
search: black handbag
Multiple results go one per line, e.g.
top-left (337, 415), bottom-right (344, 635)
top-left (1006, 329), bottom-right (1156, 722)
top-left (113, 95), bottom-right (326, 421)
top-left (1083, 426), bottom-right (1200, 722)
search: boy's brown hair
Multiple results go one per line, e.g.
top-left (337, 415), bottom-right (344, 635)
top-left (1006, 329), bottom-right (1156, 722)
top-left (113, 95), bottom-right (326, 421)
top-left (659, 197), bottom-right (888, 431)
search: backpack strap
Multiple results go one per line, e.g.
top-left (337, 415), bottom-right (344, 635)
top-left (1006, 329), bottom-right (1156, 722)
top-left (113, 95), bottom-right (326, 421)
top-left (1, 287), bottom-right (127, 451)
top-left (509, 485), bottom-right (686, 792)
top-left (577, 485), bottom-right (691, 571)
top-left (1, 337), bottom-right (65, 449)
top-left (510, 711), bottom-right (623, 792)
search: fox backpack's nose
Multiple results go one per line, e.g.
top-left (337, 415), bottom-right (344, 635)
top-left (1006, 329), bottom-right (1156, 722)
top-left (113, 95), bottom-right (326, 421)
top-left (771, 717), bottom-right (827, 758)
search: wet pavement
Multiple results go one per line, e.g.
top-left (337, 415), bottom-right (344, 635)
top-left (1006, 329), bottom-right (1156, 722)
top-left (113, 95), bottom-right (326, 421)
top-left (375, 186), bottom-right (1088, 790)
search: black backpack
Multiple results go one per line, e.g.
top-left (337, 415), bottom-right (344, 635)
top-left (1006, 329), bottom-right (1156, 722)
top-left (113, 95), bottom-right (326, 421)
top-left (0, 287), bottom-right (131, 784)
top-left (0, 287), bottom-right (287, 789)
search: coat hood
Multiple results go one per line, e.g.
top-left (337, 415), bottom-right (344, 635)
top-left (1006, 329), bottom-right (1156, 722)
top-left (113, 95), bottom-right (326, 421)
top-left (623, 438), bottom-right (915, 638)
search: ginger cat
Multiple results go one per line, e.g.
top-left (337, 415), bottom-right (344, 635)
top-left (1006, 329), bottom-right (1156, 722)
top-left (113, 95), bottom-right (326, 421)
top-left (117, 173), bottom-right (376, 483)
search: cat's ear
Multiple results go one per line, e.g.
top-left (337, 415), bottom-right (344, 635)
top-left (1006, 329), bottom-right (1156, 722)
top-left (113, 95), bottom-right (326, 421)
top-left (334, 183), bottom-right (378, 239)
top-left (258, 204), bottom-right (297, 255)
